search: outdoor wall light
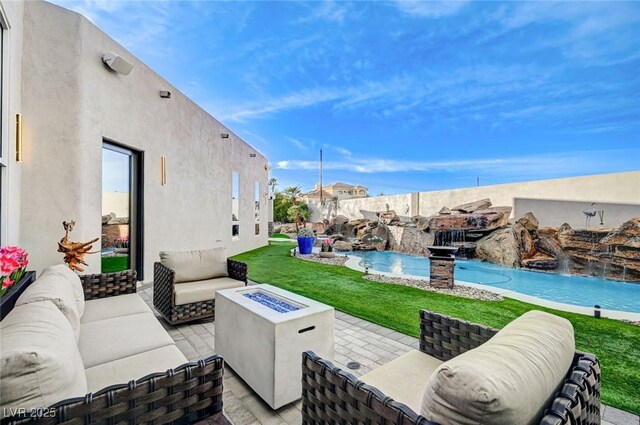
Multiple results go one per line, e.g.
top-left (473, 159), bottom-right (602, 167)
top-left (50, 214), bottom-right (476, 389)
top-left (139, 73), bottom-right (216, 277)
top-left (221, 133), bottom-right (230, 139)
top-left (15, 113), bottom-right (22, 162)
top-left (102, 52), bottom-right (133, 75)
top-left (159, 90), bottom-right (171, 99)
top-left (160, 156), bottom-right (167, 186)
top-left (249, 153), bottom-right (257, 157)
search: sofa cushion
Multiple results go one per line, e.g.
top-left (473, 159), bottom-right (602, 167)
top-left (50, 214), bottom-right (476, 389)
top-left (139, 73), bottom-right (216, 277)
top-left (85, 345), bottom-right (188, 393)
top-left (160, 248), bottom-right (228, 283)
top-left (40, 264), bottom-right (85, 316)
top-left (0, 301), bottom-right (87, 416)
top-left (81, 293), bottom-right (152, 323)
top-left (79, 312), bottom-right (174, 368)
top-left (421, 310), bottom-right (575, 425)
top-left (16, 271), bottom-right (81, 340)
top-left (174, 277), bottom-right (245, 305)
top-left (360, 350), bottom-right (443, 412)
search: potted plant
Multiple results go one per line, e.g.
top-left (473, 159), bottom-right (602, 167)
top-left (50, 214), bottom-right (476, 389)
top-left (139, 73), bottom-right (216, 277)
top-left (319, 238), bottom-right (335, 258)
top-left (0, 246), bottom-right (29, 298)
top-left (297, 228), bottom-right (315, 255)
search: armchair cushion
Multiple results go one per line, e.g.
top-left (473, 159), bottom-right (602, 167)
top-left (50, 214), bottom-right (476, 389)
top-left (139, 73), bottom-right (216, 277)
top-left (160, 248), bottom-right (228, 283)
top-left (421, 310), bottom-right (575, 425)
top-left (174, 277), bottom-right (245, 305)
top-left (0, 301), bottom-right (87, 416)
top-left (360, 350), bottom-right (443, 412)
top-left (16, 269), bottom-right (82, 340)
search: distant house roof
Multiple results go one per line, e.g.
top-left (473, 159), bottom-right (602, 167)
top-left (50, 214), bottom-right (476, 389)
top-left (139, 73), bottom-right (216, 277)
top-left (325, 182), bottom-right (368, 189)
top-left (304, 188), bottom-right (335, 199)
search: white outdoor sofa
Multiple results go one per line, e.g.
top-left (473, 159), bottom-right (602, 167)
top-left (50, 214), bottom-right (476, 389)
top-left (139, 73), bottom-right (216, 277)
top-left (1, 265), bottom-right (224, 425)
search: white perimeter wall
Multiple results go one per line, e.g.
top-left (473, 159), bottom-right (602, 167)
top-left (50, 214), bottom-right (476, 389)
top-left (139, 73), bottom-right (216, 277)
top-left (325, 171), bottom-right (640, 228)
top-left (18, 2), bottom-right (269, 280)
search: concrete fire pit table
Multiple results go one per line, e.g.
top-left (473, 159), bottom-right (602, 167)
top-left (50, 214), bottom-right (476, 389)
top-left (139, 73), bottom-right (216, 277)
top-left (215, 284), bottom-right (334, 409)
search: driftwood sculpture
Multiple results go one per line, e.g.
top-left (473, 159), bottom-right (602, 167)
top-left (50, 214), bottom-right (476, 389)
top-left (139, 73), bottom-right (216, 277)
top-left (57, 220), bottom-right (99, 272)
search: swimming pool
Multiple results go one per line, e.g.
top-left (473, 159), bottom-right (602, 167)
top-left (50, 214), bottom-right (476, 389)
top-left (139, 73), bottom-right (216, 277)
top-left (348, 251), bottom-right (640, 313)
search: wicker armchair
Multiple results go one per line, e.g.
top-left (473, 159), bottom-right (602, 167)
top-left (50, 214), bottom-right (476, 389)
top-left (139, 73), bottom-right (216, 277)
top-left (302, 310), bottom-right (601, 425)
top-left (154, 259), bottom-right (248, 325)
top-left (2, 270), bottom-right (225, 425)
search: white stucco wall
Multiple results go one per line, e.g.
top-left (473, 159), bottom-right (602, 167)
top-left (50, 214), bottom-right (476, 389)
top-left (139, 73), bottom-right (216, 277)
top-left (18, 1), bottom-right (268, 280)
top-left (331, 172), bottom-right (640, 228)
top-left (0, 1), bottom-right (25, 246)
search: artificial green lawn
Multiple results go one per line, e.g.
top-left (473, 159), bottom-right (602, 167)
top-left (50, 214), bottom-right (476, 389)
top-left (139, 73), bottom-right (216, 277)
top-left (270, 233), bottom-right (291, 239)
top-left (234, 242), bottom-right (640, 415)
top-left (101, 256), bottom-right (129, 273)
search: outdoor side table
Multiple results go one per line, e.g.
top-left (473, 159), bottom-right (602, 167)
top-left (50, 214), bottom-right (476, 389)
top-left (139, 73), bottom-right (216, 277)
top-left (215, 284), bottom-right (334, 409)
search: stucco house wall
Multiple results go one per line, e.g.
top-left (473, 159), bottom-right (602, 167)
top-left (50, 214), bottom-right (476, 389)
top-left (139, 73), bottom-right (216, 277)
top-left (18, 1), bottom-right (268, 279)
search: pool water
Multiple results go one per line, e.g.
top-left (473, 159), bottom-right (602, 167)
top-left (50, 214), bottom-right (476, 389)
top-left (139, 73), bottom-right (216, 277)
top-left (349, 251), bottom-right (640, 312)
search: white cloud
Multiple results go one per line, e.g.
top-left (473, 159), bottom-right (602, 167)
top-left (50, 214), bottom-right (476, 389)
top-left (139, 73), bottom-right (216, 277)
top-left (275, 150), bottom-right (639, 179)
top-left (395, 1), bottom-right (469, 18)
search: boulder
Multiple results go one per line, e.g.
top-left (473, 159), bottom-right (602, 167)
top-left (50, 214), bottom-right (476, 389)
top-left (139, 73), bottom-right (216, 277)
top-left (411, 215), bottom-right (430, 232)
top-left (438, 207), bottom-right (452, 215)
top-left (312, 222), bottom-right (326, 234)
top-left (332, 215), bottom-right (349, 226)
top-left (452, 198), bottom-right (492, 213)
top-left (536, 236), bottom-right (568, 261)
top-left (517, 212), bottom-right (539, 234)
top-left (428, 207), bottom-right (511, 231)
top-left (384, 223), bottom-right (434, 256)
top-left (522, 254), bottom-right (559, 271)
top-left (475, 223), bottom-right (535, 268)
top-left (333, 241), bottom-right (353, 251)
top-left (600, 218), bottom-right (640, 248)
top-left (378, 210), bottom-right (400, 225)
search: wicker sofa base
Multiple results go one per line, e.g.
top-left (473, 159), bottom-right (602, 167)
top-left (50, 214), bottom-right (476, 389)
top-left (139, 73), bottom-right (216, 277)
top-left (2, 355), bottom-right (224, 425)
top-left (161, 299), bottom-right (216, 325)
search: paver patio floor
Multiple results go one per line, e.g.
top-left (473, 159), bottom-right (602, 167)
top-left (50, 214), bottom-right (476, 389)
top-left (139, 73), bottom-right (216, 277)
top-left (138, 282), bottom-right (639, 425)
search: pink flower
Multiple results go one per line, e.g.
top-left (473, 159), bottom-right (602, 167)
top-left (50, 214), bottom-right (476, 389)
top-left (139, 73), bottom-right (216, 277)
top-left (1, 256), bottom-right (19, 274)
top-left (2, 277), bottom-right (13, 289)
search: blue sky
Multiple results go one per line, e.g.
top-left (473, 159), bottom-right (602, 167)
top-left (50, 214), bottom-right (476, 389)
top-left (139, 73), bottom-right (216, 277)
top-left (54, 0), bottom-right (639, 195)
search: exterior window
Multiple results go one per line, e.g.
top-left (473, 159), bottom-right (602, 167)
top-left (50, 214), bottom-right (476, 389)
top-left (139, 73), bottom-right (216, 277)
top-left (232, 171), bottom-right (239, 238)
top-left (255, 181), bottom-right (260, 235)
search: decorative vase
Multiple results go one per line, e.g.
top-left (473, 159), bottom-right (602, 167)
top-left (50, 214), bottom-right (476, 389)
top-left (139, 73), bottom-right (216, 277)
top-left (319, 251), bottom-right (335, 258)
top-left (297, 236), bottom-right (315, 255)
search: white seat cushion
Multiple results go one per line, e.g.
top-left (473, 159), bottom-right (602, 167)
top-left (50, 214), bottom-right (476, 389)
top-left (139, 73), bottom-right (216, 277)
top-left (79, 312), bottom-right (174, 368)
top-left (360, 350), bottom-right (443, 412)
top-left (40, 264), bottom-right (85, 316)
top-left (174, 277), bottom-right (244, 305)
top-left (81, 293), bottom-right (152, 323)
top-left (16, 271), bottom-right (81, 340)
top-left (160, 248), bottom-right (228, 283)
top-left (85, 345), bottom-right (188, 393)
top-left (1, 302), bottom-right (87, 416)
top-left (421, 310), bottom-right (575, 425)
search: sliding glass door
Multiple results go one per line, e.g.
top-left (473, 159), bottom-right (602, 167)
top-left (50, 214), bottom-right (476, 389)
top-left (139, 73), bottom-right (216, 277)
top-left (101, 142), bottom-right (144, 278)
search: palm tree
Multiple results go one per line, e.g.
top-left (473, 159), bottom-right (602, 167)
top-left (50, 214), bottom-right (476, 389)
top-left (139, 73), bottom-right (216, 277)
top-left (282, 186), bottom-right (304, 231)
top-left (282, 186), bottom-right (302, 204)
top-left (268, 177), bottom-right (278, 194)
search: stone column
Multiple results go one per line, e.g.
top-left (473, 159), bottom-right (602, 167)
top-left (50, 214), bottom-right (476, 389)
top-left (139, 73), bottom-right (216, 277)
top-left (429, 256), bottom-right (455, 288)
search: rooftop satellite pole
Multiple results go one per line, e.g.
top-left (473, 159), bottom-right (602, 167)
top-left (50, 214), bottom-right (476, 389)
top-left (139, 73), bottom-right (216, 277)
top-left (320, 148), bottom-right (323, 205)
